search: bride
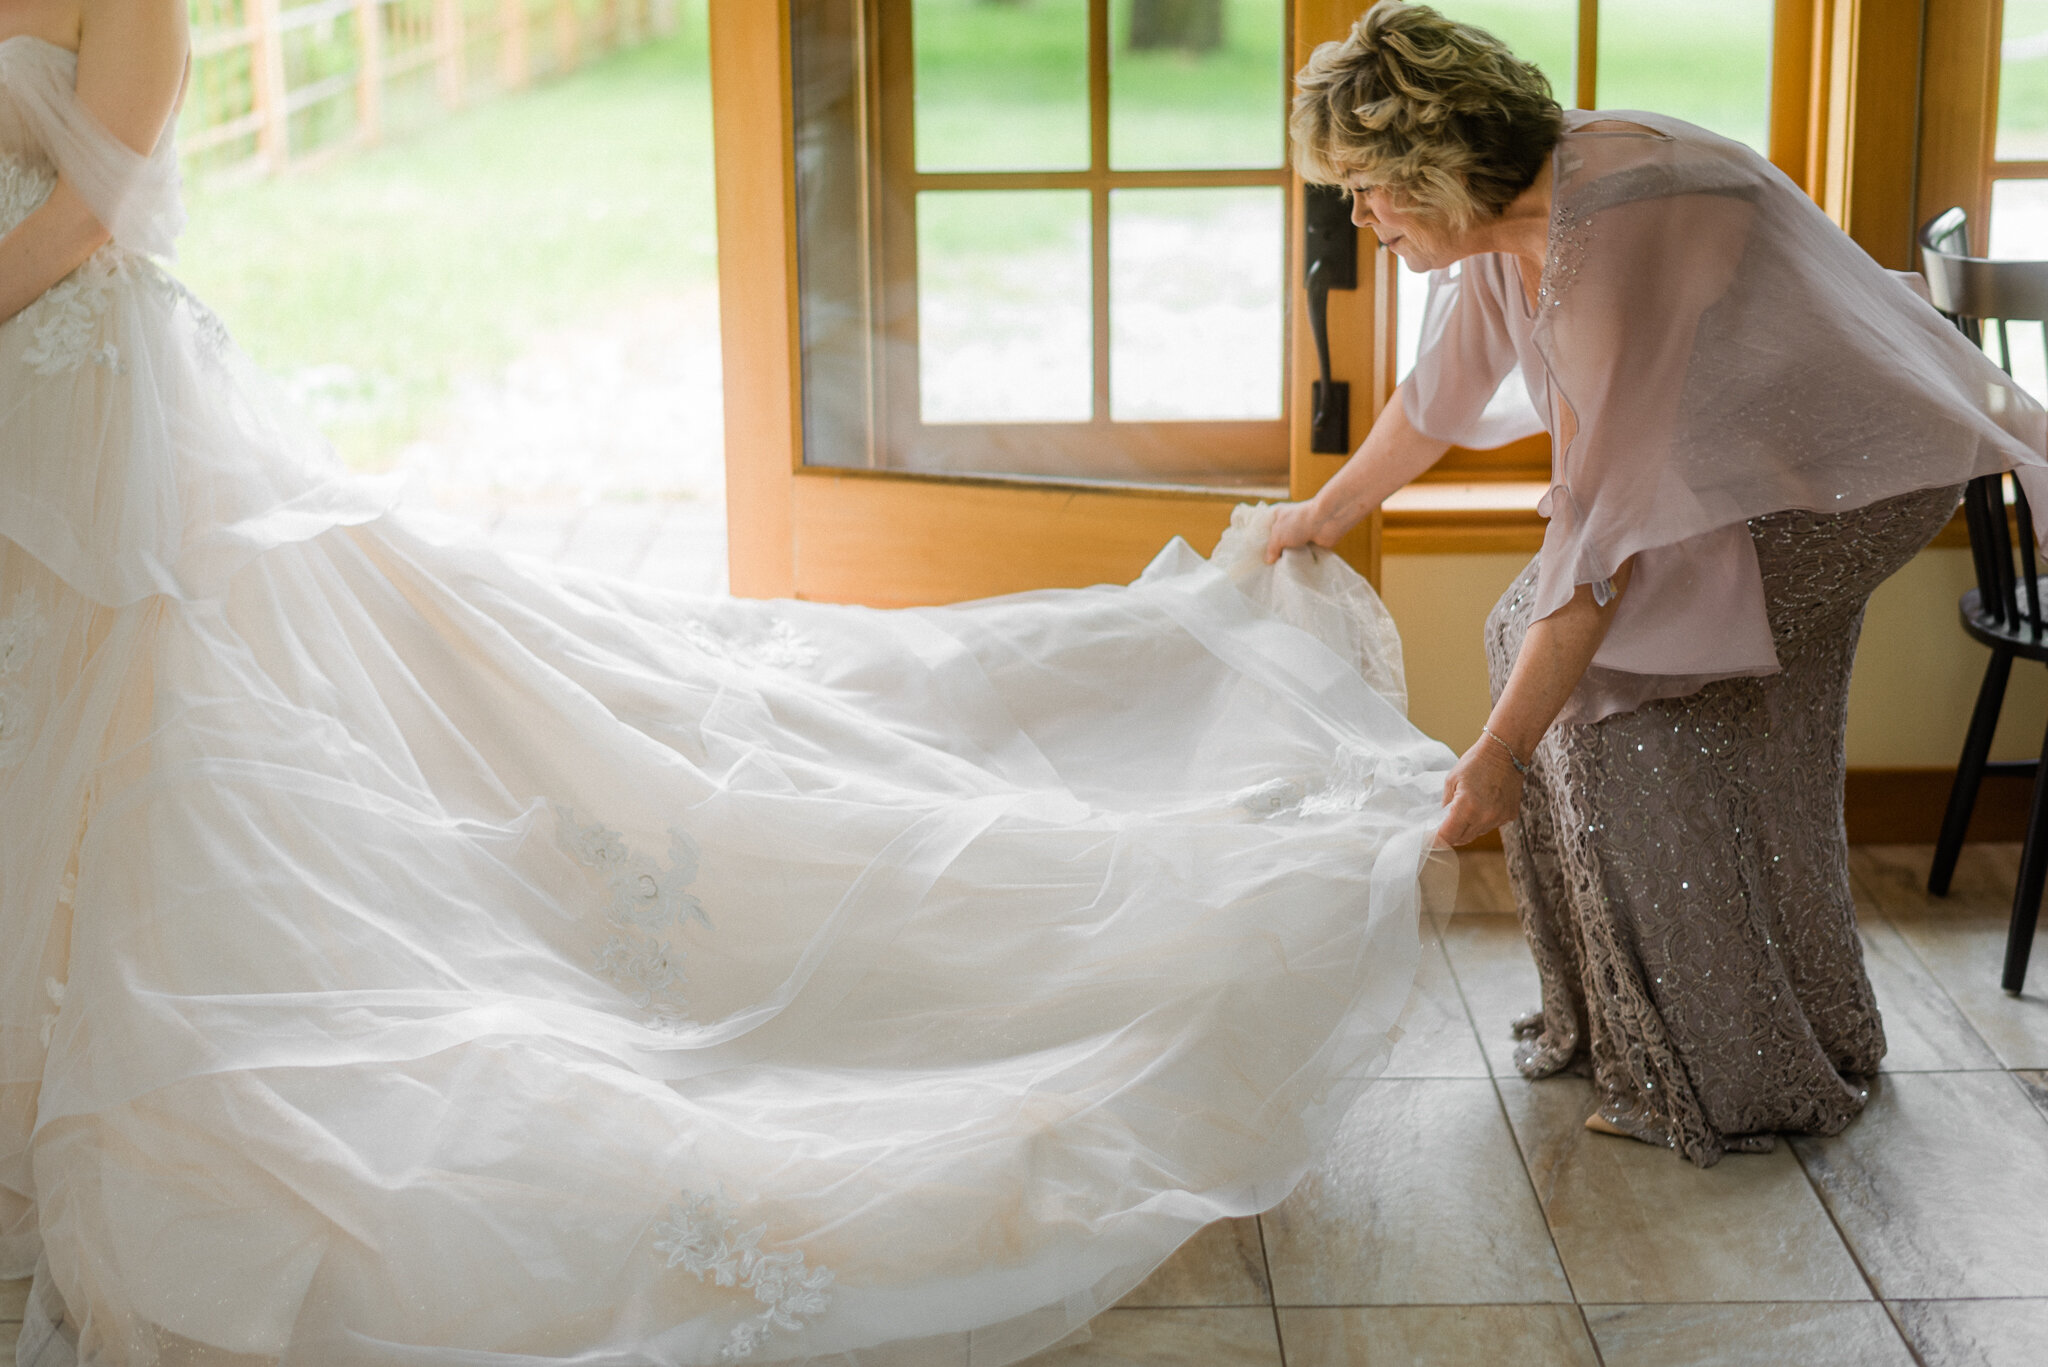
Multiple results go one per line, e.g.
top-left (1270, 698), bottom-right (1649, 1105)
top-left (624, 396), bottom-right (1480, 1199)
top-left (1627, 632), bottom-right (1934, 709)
top-left (0, 3), bottom-right (1451, 1363)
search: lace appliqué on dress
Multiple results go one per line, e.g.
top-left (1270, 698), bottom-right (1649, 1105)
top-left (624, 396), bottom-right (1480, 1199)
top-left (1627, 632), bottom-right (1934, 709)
top-left (0, 588), bottom-right (47, 771)
top-left (147, 265), bottom-right (235, 366)
top-left (554, 803), bottom-right (709, 1030)
top-left (653, 1192), bottom-right (835, 1362)
top-left (0, 157), bottom-right (54, 234)
top-left (21, 248), bottom-right (129, 376)
top-left (1234, 744), bottom-right (1427, 820)
top-left (683, 618), bottom-right (820, 672)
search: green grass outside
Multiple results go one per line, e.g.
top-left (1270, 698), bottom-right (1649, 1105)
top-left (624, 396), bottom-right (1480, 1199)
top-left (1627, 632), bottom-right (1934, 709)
top-left (2000, 0), bottom-right (2048, 159)
top-left (176, 15), bottom-right (718, 469)
top-left (175, 0), bottom-right (1793, 471)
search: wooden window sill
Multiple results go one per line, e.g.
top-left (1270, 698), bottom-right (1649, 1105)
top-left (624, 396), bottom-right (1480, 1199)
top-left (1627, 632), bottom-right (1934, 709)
top-left (1381, 482), bottom-right (1974, 555)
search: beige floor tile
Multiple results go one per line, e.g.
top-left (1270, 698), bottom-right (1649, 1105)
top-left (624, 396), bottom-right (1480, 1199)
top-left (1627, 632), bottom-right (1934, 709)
top-left (1794, 1071), bottom-right (2048, 1299)
top-left (1860, 917), bottom-right (2002, 1071)
top-left (1450, 849), bottom-right (1516, 915)
top-left (1850, 844), bottom-right (2022, 920)
top-left (1382, 926), bottom-right (1489, 1079)
top-left (1437, 914), bottom-right (1542, 1079)
top-left (1277, 1305), bottom-right (1598, 1366)
top-left (1, 1329), bottom-right (13, 1367)
top-left (1887, 915), bottom-right (2048, 1069)
top-left (1499, 1074), bottom-right (1869, 1304)
top-left (1116, 1219), bottom-right (1269, 1308)
top-left (2019, 1069), bottom-right (2048, 1121)
top-left (0, 1277), bottom-right (21, 1320)
top-left (1014, 1308), bottom-right (1280, 1366)
top-left (1263, 1079), bottom-right (1571, 1306)
top-left (1584, 1302), bottom-right (1914, 1367)
top-left (1890, 1298), bottom-right (2048, 1367)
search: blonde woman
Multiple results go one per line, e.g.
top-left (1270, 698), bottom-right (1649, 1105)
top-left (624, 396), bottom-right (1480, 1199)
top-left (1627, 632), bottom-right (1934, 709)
top-left (1268, 1), bottom-right (2048, 1164)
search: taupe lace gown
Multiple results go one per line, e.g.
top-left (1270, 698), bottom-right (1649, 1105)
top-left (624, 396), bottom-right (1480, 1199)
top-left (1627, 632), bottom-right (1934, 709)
top-left (1486, 485), bottom-right (1961, 1166)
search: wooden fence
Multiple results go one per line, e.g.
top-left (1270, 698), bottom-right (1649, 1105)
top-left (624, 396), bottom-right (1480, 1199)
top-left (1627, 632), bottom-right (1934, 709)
top-left (179, 0), bottom-right (679, 176)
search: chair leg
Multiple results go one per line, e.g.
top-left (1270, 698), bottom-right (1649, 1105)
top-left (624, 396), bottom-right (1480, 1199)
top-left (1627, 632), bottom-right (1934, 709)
top-left (2003, 712), bottom-right (2048, 995)
top-left (1931, 649), bottom-right (2014, 895)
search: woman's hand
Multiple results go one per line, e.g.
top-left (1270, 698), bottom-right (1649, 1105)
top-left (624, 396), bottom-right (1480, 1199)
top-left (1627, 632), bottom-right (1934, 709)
top-left (1263, 496), bottom-right (1351, 564)
top-left (1435, 735), bottom-right (1524, 848)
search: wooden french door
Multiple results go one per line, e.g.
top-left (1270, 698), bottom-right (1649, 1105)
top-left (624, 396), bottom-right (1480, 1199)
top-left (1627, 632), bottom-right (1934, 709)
top-left (709, 0), bottom-right (1383, 606)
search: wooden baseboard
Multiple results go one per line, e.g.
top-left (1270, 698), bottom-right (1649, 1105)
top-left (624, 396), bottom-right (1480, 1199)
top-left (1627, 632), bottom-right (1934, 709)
top-left (1843, 766), bottom-right (2035, 844)
top-left (1455, 766), bottom-right (2036, 853)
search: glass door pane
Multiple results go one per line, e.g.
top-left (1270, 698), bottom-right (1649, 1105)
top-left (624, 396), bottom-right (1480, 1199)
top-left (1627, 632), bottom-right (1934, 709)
top-left (1999, 0), bottom-right (2048, 160)
top-left (1109, 0), bottom-right (1286, 169)
top-left (1437, 0), bottom-right (1576, 105)
top-left (917, 190), bottom-right (1095, 423)
top-left (1597, 0), bottom-right (1772, 152)
top-left (1991, 179), bottom-right (2048, 258)
top-left (914, 0), bottom-right (1091, 171)
top-left (1110, 187), bottom-right (1284, 419)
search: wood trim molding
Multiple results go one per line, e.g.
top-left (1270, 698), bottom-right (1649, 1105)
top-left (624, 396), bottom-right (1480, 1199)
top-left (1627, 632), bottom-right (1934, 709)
top-left (710, 0), bottom-right (801, 599)
top-left (1812, 0), bottom-right (1928, 269)
top-left (786, 469), bottom-right (1285, 606)
top-left (1843, 766), bottom-right (2036, 844)
top-left (1381, 484), bottom-right (1973, 557)
top-left (1916, 0), bottom-right (2000, 252)
top-left (1292, 0), bottom-right (1384, 585)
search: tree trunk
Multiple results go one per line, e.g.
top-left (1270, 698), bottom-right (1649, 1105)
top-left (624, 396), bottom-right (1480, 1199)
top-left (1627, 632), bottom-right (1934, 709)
top-left (1128, 0), bottom-right (1224, 52)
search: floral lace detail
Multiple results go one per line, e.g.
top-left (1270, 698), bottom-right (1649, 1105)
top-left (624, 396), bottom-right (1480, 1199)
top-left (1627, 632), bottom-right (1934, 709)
top-left (555, 803), bottom-right (709, 1030)
top-left (0, 589), bottom-right (48, 771)
top-left (654, 1192), bottom-right (835, 1361)
top-left (683, 617), bottom-right (820, 672)
top-left (0, 157), bottom-right (54, 238)
top-left (147, 265), bottom-right (235, 365)
top-left (21, 247), bottom-right (129, 376)
top-left (1233, 744), bottom-right (1428, 820)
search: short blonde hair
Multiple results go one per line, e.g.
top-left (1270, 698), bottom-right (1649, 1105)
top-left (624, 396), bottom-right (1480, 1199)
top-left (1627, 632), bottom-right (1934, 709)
top-left (1291, 3), bottom-right (1563, 230)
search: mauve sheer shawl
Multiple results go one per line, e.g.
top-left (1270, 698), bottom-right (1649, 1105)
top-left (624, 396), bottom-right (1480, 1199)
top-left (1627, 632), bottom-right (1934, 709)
top-left (1403, 109), bottom-right (2048, 724)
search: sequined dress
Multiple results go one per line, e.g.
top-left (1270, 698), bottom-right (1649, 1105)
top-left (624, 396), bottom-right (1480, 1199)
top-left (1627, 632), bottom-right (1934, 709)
top-left (0, 37), bottom-right (1456, 1366)
top-left (1403, 106), bottom-right (2045, 1165)
top-left (1486, 486), bottom-right (1960, 1165)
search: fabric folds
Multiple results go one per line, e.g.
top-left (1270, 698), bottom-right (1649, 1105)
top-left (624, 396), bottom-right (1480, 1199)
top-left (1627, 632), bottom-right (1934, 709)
top-left (1, 38), bottom-right (1453, 1364)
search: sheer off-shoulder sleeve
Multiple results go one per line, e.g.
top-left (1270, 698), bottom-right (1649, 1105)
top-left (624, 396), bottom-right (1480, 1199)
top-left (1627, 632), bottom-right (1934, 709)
top-left (0, 39), bottom-right (183, 257)
top-left (1401, 254), bottom-right (1545, 450)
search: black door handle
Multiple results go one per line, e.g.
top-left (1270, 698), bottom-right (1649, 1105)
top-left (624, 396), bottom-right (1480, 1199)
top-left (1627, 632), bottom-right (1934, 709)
top-left (1303, 184), bottom-right (1358, 454)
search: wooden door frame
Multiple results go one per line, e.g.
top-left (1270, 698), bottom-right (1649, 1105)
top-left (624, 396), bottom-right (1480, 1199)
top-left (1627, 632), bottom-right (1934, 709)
top-left (709, 0), bottom-right (1380, 606)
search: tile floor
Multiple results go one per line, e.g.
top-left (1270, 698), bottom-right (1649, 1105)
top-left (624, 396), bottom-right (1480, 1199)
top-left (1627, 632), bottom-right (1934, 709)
top-left (1003, 841), bottom-right (2048, 1366)
top-left (3, 856), bottom-right (2044, 1364)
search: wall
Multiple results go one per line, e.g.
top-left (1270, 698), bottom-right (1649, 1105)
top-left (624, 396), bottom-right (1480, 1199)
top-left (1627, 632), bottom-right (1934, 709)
top-left (1379, 547), bottom-right (2048, 769)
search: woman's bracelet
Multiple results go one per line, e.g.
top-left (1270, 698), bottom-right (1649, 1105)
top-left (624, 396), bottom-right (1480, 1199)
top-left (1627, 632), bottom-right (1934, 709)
top-left (1480, 725), bottom-right (1531, 776)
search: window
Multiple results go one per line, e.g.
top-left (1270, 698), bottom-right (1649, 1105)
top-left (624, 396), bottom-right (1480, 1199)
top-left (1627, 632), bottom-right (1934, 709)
top-left (1989, 0), bottom-right (2048, 401)
top-left (1394, 0), bottom-right (1778, 482)
top-left (791, 0), bottom-right (1293, 490)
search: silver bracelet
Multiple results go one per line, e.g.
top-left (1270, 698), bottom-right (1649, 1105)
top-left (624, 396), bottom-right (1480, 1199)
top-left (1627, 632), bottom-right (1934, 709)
top-left (1480, 725), bottom-right (1531, 776)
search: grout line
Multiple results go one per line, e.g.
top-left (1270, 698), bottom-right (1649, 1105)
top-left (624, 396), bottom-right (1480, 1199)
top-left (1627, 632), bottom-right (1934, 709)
top-left (1255, 1213), bottom-right (1286, 1366)
top-left (1433, 914), bottom-right (1606, 1367)
top-left (1786, 1139), bottom-right (1916, 1362)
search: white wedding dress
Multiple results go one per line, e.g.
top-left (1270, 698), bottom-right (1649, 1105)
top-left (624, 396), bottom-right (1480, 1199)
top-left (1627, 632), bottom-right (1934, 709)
top-left (0, 36), bottom-right (1452, 1367)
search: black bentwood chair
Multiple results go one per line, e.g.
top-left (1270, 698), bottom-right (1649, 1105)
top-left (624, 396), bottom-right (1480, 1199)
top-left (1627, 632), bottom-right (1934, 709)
top-left (1920, 207), bottom-right (2048, 994)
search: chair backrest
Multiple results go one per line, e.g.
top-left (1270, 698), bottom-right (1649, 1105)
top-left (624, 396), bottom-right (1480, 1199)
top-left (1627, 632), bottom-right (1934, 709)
top-left (1919, 208), bottom-right (2048, 643)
